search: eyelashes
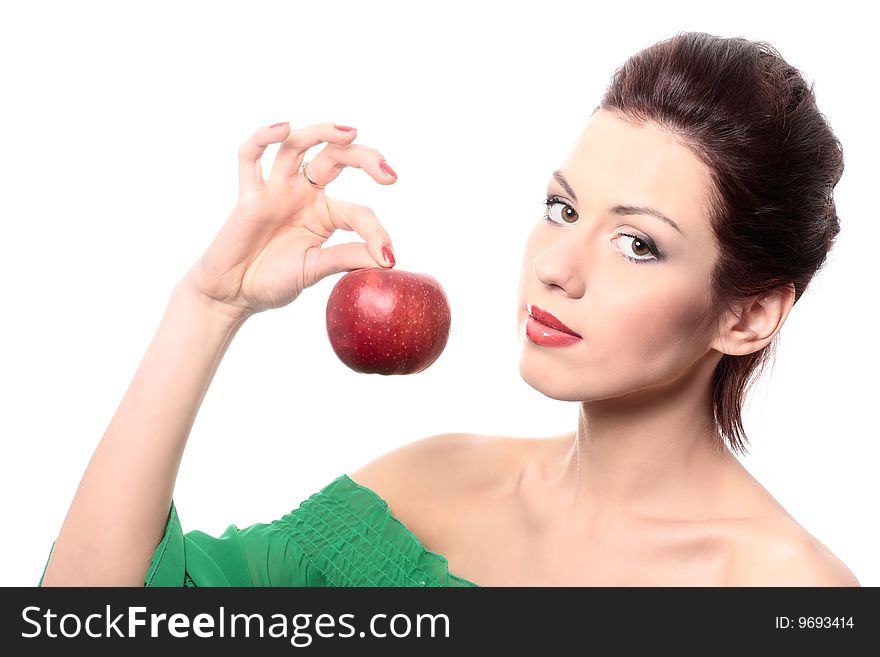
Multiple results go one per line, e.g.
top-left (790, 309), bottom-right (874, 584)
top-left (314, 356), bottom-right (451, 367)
top-left (541, 195), bottom-right (664, 264)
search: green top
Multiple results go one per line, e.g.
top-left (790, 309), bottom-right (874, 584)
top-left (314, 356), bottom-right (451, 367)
top-left (38, 474), bottom-right (479, 588)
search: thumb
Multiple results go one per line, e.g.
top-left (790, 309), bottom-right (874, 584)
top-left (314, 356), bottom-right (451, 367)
top-left (309, 242), bottom-right (394, 284)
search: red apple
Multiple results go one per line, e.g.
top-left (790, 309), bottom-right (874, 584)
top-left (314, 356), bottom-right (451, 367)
top-left (325, 267), bottom-right (451, 375)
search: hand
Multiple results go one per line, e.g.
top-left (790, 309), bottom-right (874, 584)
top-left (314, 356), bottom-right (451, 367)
top-left (183, 121), bottom-right (398, 319)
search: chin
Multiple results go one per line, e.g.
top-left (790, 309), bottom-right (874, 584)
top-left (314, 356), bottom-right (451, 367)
top-left (518, 350), bottom-right (654, 404)
top-left (518, 357), bottom-right (590, 402)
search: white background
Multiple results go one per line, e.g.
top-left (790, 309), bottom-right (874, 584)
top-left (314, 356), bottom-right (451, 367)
top-left (2, 0), bottom-right (876, 587)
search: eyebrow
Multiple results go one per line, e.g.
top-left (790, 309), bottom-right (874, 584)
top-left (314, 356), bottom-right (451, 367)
top-left (552, 170), bottom-right (686, 237)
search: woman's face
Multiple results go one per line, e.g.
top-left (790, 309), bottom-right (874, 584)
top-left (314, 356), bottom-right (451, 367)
top-left (517, 109), bottom-right (723, 402)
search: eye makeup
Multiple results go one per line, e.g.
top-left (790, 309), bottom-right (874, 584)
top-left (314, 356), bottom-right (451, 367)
top-left (541, 195), bottom-right (665, 264)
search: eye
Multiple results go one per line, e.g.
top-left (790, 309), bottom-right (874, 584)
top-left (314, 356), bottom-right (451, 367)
top-left (611, 233), bottom-right (660, 264)
top-left (541, 195), bottom-right (663, 264)
top-left (542, 196), bottom-right (578, 224)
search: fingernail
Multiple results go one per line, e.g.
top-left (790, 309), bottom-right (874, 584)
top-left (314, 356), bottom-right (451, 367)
top-left (381, 244), bottom-right (396, 267)
top-left (269, 121), bottom-right (289, 128)
top-left (335, 125), bottom-right (356, 132)
top-left (379, 161), bottom-right (397, 178)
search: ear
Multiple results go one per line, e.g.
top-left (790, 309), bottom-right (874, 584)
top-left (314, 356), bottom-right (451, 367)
top-left (712, 284), bottom-right (796, 357)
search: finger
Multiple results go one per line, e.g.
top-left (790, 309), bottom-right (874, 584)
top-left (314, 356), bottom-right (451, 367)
top-left (304, 242), bottom-right (387, 287)
top-left (238, 122), bottom-right (291, 195)
top-left (302, 143), bottom-right (399, 188)
top-left (325, 197), bottom-right (396, 268)
top-left (268, 122), bottom-right (358, 185)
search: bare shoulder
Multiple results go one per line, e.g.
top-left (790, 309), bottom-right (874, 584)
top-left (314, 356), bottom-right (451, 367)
top-left (348, 432), bottom-right (512, 509)
top-left (727, 519), bottom-right (860, 587)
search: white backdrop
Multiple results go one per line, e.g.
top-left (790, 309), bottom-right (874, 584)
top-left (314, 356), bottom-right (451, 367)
top-left (2, 0), bottom-right (876, 587)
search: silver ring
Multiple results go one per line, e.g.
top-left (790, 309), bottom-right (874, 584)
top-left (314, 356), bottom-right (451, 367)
top-left (301, 160), bottom-right (325, 189)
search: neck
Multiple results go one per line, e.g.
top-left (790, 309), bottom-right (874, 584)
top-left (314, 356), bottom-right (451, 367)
top-left (527, 352), bottom-right (747, 526)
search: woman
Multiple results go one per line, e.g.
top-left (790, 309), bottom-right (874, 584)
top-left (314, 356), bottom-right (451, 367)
top-left (39, 31), bottom-right (859, 587)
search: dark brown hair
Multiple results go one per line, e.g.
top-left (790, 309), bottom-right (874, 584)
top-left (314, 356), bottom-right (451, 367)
top-left (597, 31), bottom-right (844, 456)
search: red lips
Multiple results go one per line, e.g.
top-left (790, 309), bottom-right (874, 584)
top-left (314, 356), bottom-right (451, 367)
top-left (527, 304), bottom-right (581, 338)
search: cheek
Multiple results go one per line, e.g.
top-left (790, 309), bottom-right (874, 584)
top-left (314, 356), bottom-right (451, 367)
top-left (522, 224), bottom-right (545, 259)
top-left (595, 277), bottom-right (709, 368)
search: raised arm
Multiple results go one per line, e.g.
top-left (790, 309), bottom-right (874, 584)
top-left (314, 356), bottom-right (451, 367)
top-left (40, 121), bottom-right (398, 585)
top-left (40, 278), bottom-right (247, 585)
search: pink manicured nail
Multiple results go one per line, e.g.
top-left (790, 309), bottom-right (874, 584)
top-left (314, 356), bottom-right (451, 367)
top-left (335, 125), bottom-right (356, 132)
top-left (381, 244), bottom-right (396, 267)
top-left (379, 161), bottom-right (397, 178)
top-left (269, 122), bottom-right (289, 128)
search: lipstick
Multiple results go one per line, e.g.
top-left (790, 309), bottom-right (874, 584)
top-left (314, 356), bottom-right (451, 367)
top-left (525, 305), bottom-right (582, 347)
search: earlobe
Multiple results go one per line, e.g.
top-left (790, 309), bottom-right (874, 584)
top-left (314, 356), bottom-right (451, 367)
top-left (712, 284), bottom-right (796, 357)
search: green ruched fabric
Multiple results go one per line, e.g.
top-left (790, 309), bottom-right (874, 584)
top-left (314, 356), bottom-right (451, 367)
top-left (38, 474), bottom-right (479, 588)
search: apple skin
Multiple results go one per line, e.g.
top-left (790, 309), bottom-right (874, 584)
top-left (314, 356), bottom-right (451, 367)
top-left (325, 267), bottom-right (451, 375)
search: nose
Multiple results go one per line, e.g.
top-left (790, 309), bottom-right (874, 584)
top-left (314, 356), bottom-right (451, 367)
top-left (533, 231), bottom-right (587, 298)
